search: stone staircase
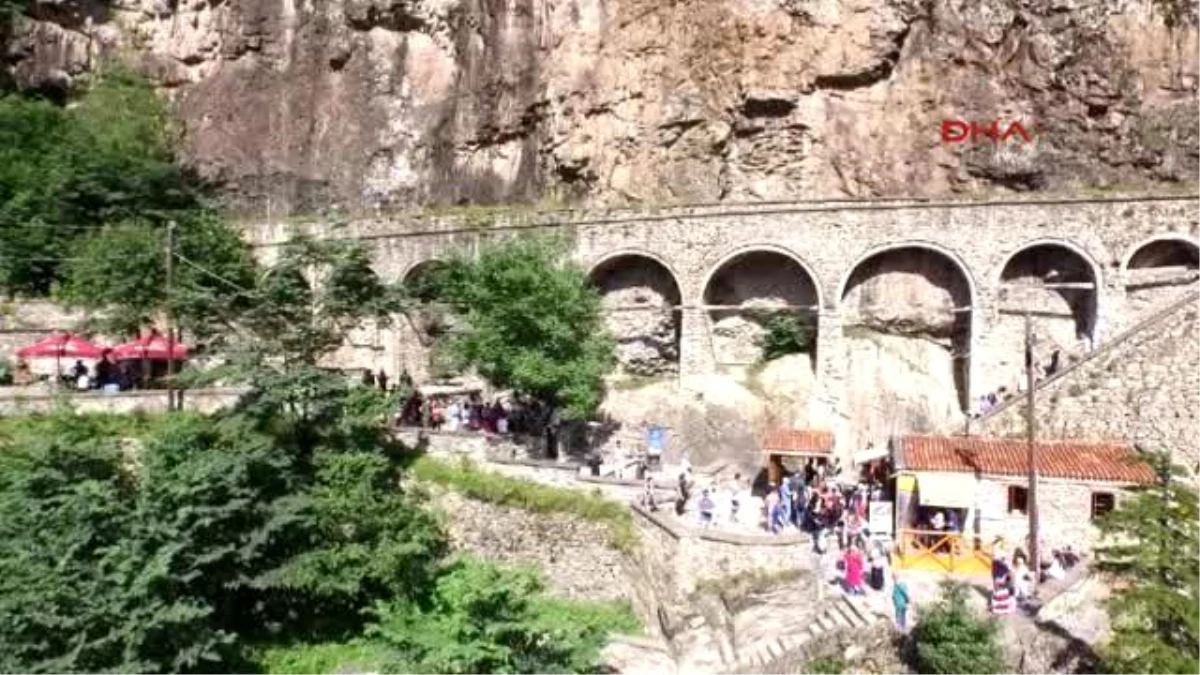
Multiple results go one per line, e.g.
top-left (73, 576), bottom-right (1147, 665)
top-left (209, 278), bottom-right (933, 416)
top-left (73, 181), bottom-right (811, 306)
top-left (728, 592), bottom-right (885, 672)
top-left (977, 289), bottom-right (1200, 424)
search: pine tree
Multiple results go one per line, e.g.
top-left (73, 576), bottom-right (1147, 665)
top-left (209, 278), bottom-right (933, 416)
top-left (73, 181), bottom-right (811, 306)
top-left (1095, 450), bottom-right (1200, 674)
top-left (912, 581), bottom-right (1005, 674)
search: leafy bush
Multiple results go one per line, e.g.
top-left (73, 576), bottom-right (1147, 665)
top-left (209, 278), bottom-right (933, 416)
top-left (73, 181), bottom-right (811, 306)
top-left (369, 556), bottom-right (638, 674)
top-left (755, 312), bottom-right (814, 362)
top-left (410, 456), bottom-right (637, 552)
top-left (912, 582), bottom-right (1005, 674)
top-left (0, 388), bottom-right (447, 672)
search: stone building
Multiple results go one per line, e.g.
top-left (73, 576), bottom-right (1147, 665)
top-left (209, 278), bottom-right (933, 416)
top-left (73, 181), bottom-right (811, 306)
top-left (892, 434), bottom-right (1157, 556)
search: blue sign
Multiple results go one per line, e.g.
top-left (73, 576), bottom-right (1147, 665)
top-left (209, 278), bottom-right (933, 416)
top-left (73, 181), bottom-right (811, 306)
top-left (646, 426), bottom-right (665, 452)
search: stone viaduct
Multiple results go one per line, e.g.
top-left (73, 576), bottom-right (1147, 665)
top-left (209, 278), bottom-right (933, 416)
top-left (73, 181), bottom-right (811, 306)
top-left (245, 194), bottom-right (1200, 454)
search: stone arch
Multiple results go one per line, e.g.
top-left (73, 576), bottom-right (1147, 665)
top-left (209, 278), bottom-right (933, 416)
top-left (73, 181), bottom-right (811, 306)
top-left (997, 240), bottom-right (1101, 344)
top-left (1122, 234), bottom-right (1200, 285)
top-left (401, 259), bottom-right (450, 342)
top-left (588, 251), bottom-right (683, 376)
top-left (401, 259), bottom-right (446, 302)
top-left (700, 245), bottom-right (823, 368)
top-left (838, 242), bottom-right (975, 442)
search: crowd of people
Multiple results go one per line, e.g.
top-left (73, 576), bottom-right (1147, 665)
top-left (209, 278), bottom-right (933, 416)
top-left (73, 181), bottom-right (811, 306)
top-left (394, 389), bottom-right (553, 438)
top-left (9, 356), bottom-right (166, 392)
top-left (990, 544), bottom-right (1081, 614)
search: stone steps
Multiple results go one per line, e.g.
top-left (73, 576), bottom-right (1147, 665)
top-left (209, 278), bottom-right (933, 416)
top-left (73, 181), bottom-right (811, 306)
top-left (729, 593), bottom-right (883, 672)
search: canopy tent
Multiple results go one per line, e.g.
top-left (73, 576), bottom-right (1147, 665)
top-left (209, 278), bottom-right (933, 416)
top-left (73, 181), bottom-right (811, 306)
top-left (15, 333), bottom-right (107, 385)
top-left (111, 332), bottom-right (189, 361)
top-left (16, 333), bottom-right (105, 360)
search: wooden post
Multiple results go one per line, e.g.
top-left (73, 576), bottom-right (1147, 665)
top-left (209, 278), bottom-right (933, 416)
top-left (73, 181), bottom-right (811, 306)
top-left (164, 221), bottom-right (176, 411)
top-left (1024, 311), bottom-right (1040, 586)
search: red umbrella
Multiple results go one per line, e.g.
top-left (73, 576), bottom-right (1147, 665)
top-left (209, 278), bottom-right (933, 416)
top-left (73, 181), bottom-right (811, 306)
top-left (111, 331), bottom-right (189, 361)
top-left (17, 333), bottom-right (106, 359)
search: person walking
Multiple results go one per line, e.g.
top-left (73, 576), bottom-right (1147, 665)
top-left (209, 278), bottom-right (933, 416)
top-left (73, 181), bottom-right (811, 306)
top-left (892, 572), bottom-right (911, 631)
top-left (843, 543), bottom-right (866, 595)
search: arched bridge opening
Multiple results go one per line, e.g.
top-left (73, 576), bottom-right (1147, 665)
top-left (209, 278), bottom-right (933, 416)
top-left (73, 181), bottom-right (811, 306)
top-left (701, 249), bottom-right (821, 371)
top-left (992, 242), bottom-right (1100, 407)
top-left (839, 244), bottom-right (974, 445)
top-left (401, 260), bottom-right (450, 346)
top-left (1124, 237), bottom-right (1199, 309)
top-left (588, 253), bottom-right (683, 376)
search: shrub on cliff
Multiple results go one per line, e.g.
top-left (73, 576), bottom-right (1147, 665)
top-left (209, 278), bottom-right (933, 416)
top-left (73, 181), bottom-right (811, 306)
top-left (911, 581), bottom-right (1004, 674)
top-left (421, 237), bottom-right (615, 421)
top-left (754, 311), bottom-right (814, 362)
top-left (1095, 450), bottom-right (1199, 675)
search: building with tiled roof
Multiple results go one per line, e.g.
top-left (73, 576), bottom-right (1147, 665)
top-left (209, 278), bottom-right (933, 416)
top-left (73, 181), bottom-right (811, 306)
top-left (891, 434), bottom-right (1155, 555)
top-left (895, 434), bottom-right (1156, 484)
top-left (760, 429), bottom-right (836, 486)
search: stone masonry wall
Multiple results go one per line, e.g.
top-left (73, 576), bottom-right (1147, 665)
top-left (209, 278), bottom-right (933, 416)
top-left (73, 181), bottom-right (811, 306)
top-left (428, 487), bottom-right (628, 602)
top-left (980, 291), bottom-right (1200, 470)
top-left (242, 195), bottom-right (1199, 460)
top-left (974, 476), bottom-right (1133, 555)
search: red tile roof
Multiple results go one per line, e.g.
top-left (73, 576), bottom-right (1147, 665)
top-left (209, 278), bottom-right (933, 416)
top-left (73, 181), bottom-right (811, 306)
top-left (762, 429), bottom-right (834, 455)
top-left (898, 434), bottom-right (1155, 484)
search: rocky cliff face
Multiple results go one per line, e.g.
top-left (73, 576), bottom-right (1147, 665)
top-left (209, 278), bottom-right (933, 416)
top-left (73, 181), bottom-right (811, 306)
top-left (5, 0), bottom-right (1197, 215)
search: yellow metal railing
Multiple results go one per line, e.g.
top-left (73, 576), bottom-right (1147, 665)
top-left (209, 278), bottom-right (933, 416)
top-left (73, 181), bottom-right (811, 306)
top-left (894, 528), bottom-right (994, 575)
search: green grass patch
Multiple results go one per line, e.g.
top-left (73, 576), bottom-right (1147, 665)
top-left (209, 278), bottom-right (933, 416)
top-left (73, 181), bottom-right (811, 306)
top-left (410, 456), bottom-right (638, 553)
top-left (532, 595), bottom-right (643, 637)
top-left (251, 639), bottom-right (393, 674)
top-left (802, 655), bottom-right (846, 674)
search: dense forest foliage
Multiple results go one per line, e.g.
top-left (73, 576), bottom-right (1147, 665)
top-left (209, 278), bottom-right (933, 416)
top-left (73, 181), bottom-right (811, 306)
top-left (0, 231), bottom-right (635, 673)
top-left (0, 71), bottom-right (636, 668)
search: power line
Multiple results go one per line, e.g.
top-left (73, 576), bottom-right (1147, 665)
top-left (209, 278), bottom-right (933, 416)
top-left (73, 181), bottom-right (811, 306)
top-left (172, 252), bottom-right (254, 293)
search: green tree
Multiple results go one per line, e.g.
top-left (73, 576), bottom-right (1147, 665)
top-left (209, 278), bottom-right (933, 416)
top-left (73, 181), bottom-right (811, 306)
top-left (428, 237), bottom-right (615, 420)
top-left (0, 413), bottom-right (236, 673)
top-left (912, 581), bottom-right (1005, 674)
top-left (754, 311), bottom-right (814, 361)
top-left (1, 67), bottom-right (207, 296)
top-left (57, 214), bottom-right (258, 338)
top-left (369, 556), bottom-right (637, 674)
top-left (1095, 451), bottom-right (1200, 674)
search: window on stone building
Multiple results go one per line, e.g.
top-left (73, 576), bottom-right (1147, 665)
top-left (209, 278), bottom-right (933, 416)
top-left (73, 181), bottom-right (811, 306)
top-left (1091, 492), bottom-right (1116, 520)
top-left (1007, 485), bottom-right (1028, 515)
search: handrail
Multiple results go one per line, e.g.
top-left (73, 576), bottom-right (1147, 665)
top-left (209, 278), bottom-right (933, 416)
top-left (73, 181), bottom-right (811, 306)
top-left (977, 289), bottom-right (1199, 423)
top-left (894, 528), bottom-right (994, 574)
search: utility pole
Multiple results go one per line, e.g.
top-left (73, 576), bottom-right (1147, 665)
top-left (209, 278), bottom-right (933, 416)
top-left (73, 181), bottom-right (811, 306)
top-left (165, 221), bottom-right (176, 412)
top-left (1024, 311), bottom-right (1040, 587)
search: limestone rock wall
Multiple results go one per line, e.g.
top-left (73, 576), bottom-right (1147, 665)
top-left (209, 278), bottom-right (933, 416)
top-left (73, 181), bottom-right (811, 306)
top-left (4, 0), bottom-right (1197, 215)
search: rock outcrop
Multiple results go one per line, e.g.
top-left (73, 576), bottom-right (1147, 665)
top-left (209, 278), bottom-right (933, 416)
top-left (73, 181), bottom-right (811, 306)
top-left (3, 0), bottom-right (1196, 215)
